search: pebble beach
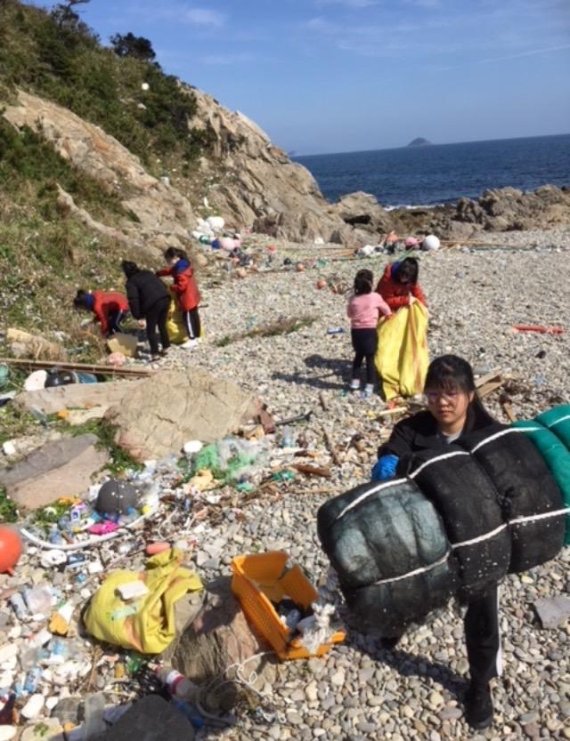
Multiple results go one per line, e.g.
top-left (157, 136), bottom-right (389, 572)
top-left (1, 227), bottom-right (569, 740)
top-left (157, 227), bottom-right (569, 740)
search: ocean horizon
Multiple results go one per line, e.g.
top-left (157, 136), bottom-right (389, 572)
top-left (295, 133), bottom-right (570, 208)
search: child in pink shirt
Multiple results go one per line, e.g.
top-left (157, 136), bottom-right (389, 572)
top-left (347, 268), bottom-right (392, 397)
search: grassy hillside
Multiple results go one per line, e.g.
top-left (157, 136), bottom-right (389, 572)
top-left (0, 0), bottom-right (214, 339)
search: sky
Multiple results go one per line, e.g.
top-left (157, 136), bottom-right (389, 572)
top-left (45, 0), bottom-right (570, 155)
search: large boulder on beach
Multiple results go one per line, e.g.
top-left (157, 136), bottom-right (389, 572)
top-left (329, 191), bottom-right (392, 233)
top-left (105, 369), bottom-right (259, 461)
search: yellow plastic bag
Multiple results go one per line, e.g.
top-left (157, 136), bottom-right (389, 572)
top-left (166, 293), bottom-right (204, 343)
top-left (166, 297), bottom-right (187, 345)
top-left (375, 301), bottom-right (429, 400)
top-left (83, 548), bottom-right (203, 654)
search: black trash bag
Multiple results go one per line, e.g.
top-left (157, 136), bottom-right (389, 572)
top-left (317, 479), bottom-right (458, 634)
top-left (460, 428), bottom-right (565, 573)
top-left (406, 446), bottom-right (511, 598)
top-left (45, 369), bottom-right (76, 388)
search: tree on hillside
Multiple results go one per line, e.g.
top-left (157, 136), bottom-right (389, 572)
top-left (110, 32), bottom-right (156, 62)
top-left (51, 0), bottom-right (95, 40)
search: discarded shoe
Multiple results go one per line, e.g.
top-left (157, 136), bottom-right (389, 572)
top-left (362, 384), bottom-right (374, 398)
top-left (464, 681), bottom-right (493, 730)
top-left (349, 379), bottom-right (360, 391)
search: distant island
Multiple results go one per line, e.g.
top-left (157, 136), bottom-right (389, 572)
top-left (408, 137), bottom-right (432, 147)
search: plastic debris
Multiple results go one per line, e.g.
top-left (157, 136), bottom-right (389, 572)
top-left (0, 526), bottom-right (23, 574)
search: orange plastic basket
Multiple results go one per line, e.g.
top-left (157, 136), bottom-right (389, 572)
top-left (231, 551), bottom-right (345, 660)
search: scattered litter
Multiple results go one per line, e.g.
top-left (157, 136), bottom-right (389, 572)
top-left (513, 324), bottom-right (564, 335)
top-left (231, 551), bottom-right (345, 660)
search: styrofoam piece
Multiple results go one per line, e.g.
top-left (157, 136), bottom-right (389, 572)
top-left (21, 693), bottom-right (45, 719)
top-left (117, 581), bottom-right (149, 601)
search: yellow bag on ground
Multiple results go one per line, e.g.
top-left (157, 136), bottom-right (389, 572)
top-left (83, 548), bottom-right (203, 654)
top-left (375, 301), bottom-right (429, 400)
top-left (166, 297), bottom-right (187, 345)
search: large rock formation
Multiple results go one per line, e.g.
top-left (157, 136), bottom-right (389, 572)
top-left (187, 87), bottom-right (353, 244)
top-left (2, 88), bottom-right (353, 247)
top-left (454, 185), bottom-right (570, 232)
top-left (3, 89), bottom-right (569, 249)
top-left (3, 91), bottom-right (198, 257)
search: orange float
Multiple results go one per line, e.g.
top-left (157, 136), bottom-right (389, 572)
top-left (0, 526), bottom-right (23, 574)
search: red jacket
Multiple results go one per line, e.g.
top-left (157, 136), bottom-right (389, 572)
top-left (375, 263), bottom-right (427, 311)
top-left (157, 260), bottom-right (201, 311)
top-left (92, 291), bottom-right (128, 335)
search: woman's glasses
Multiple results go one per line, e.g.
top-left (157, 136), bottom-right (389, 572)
top-left (425, 390), bottom-right (460, 404)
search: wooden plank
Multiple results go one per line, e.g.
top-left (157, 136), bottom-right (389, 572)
top-left (477, 379), bottom-right (504, 398)
top-left (474, 369), bottom-right (502, 389)
top-left (0, 357), bottom-right (152, 377)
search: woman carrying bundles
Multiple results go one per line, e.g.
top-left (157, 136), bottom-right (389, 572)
top-left (372, 355), bottom-right (504, 730)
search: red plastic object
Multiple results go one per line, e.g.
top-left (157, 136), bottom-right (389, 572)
top-left (146, 542), bottom-right (171, 556)
top-left (513, 324), bottom-right (564, 335)
top-left (0, 526), bottom-right (23, 574)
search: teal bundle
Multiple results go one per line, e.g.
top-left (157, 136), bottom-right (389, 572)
top-left (513, 404), bottom-right (570, 545)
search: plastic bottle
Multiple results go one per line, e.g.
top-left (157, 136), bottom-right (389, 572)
top-left (170, 698), bottom-right (204, 730)
top-left (156, 667), bottom-right (199, 703)
top-left (8, 592), bottom-right (28, 620)
top-left (83, 693), bottom-right (107, 738)
top-left (23, 667), bottom-right (42, 694)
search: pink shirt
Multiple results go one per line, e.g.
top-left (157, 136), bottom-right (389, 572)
top-left (347, 292), bottom-right (392, 329)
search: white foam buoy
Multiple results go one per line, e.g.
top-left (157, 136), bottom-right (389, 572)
top-left (207, 215), bottom-right (225, 232)
top-left (422, 234), bottom-right (440, 251)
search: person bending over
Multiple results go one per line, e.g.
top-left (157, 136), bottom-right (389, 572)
top-left (73, 289), bottom-right (128, 338)
top-left (121, 261), bottom-right (170, 361)
top-left (376, 256), bottom-right (427, 312)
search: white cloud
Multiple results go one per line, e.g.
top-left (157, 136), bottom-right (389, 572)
top-left (183, 8), bottom-right (226, 27)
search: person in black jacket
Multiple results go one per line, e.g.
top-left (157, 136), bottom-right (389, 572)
top-left (121, 261), bottom-right (170, 361)
top-left (372, 355), bottom-right (507, 731)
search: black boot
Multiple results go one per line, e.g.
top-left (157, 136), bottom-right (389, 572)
top-left (464, 681), bottom-right (493, 730)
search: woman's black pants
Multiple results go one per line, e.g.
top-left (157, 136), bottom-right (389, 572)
top-left (464, 585), bottom-right (500, 686)
top-left (351, 328), bottom-right (378, 385)
top-left (145, 296), bottom-right (170, 355)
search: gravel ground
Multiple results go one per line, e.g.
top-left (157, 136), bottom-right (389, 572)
top-left (2, 228), bottom-right (569, 740)
top-left (153, 229), bottom-right (569, 740)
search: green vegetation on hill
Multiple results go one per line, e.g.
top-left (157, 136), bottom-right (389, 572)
top-left (0, 0), bottom-right (213, 170)
top-left (0, 0), bottom-right (215, 338)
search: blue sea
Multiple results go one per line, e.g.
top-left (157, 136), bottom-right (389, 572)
top-left (295, 134), bottom-right (570, 208)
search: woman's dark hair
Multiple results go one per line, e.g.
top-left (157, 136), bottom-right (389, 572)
top-left (164, 246), bottom-right (188, 261)
top-left (73, 289), bottom-right (89, 309)
top-left (395, 257), bottom-right (419, 284)
top-left (354, 268), bottom-right (374, 296)
top-left (424, 354), bottom-right (475, 394)
top-left (121, 260), bottom-right (139, 278)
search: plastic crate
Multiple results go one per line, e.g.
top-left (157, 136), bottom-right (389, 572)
top-left (231, 551), bottom-right (345, 660)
